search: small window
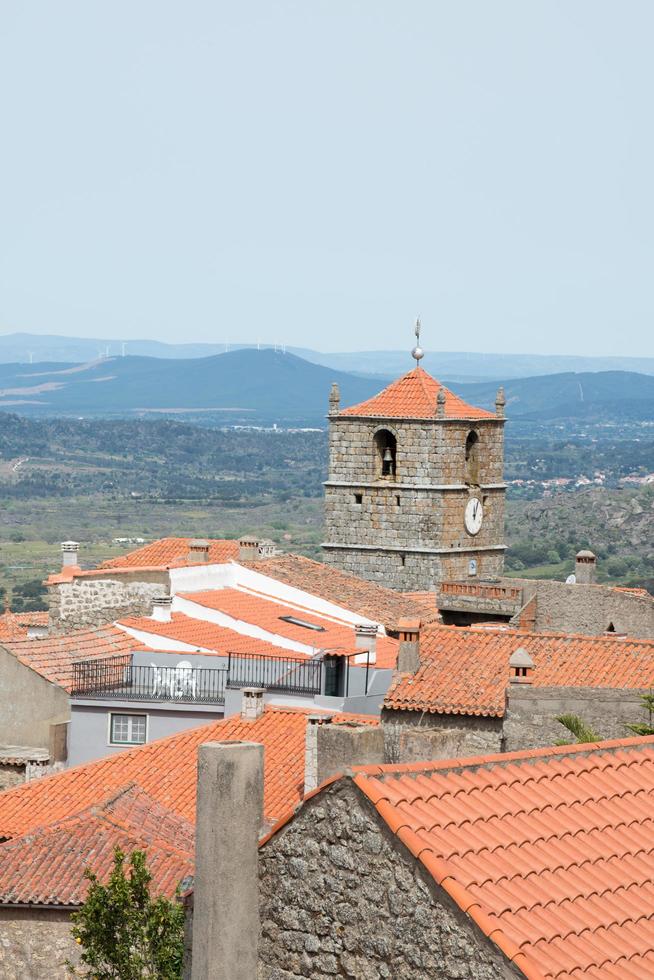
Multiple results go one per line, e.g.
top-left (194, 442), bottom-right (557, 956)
top-left (110, 713), bottom-right (147, 746)
top-left (399, 553), bottom-right (406, 567)
top-left (354, 493), bottom-right (363, 505)
top-left (278, 615), bottom-right (326, 632)
top-left (395, 495), bottom-right (401, 506)
top-left (606, 622), bottom-right (616, 633)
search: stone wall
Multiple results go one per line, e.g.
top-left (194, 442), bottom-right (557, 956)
top-left (381, 709), bottom-right (503, 763)
top-left (0, 648), bottom-right (69, 751)
top-left (258, 780), bottom-right (520, 979)
top-left (48, 570), bottom-right (169, 630)
top-left (0, 764), bottom-right (24, 792)
top-left (323, 414), bottom-right (506, 591)
top-left (0, 908), bottom-right (79, 980)
top-left (507, 577), bottom-right (654, 639)
top-left (503, 684), bottom-right (650, 751)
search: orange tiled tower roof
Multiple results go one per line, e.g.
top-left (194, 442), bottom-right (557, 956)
top-left (339, 366), bottom-right (493, 420)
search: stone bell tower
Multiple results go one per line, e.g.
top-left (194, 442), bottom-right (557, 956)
top-left (322, 323), bottom-right (507, 591)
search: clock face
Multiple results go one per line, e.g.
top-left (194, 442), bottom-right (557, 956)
top-left (464, 497), bottom-right (483, 535)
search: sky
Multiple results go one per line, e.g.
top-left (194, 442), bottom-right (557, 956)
top-left (0, 1), bottom-right (652, 356)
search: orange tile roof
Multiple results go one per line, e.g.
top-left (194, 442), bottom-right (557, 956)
top-left (338, 366), bottom-right (494, 420)
top-left (119, 612), bottom-right (310, 660)
top-left (1, 625), bottom-right (145, 691)
top-left (100, 536), bottom-right (239, 569)
top-left (241, 554), bottom-right (436, 632)
top-left (179, 588), bottom-right (398, 664)
top-left (385, 624), bottom-right (654, 717)
top-left (0, 609), bottom-right (48, 641)
top-left (353, 735), bottom-right (654, 980)
top-left (0, 784), bottom-right (194, 905)
top-left (0, 706), bottom-right (377, 842)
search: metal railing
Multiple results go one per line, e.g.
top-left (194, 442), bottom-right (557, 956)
top-left (226, 652), bottom-right (323, 697)
top-left (71, 656), bottom-right (227, 705)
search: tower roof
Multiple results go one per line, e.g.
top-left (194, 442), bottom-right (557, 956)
top-left (338, 366), bottom-right (494, 421)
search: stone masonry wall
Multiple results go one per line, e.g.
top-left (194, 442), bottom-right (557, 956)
top-left (0, 764), bottom-right (24, 792)
top-left (48, 570), bottom-right (169, 630)
top-left (381, 709), bottom-right (503, 763)
top-left (0, 908), bottom-right (80, 980)
top-left (507, 578), bottom-right (654, 639)
top-left (258, 780), bottom-right (520, 980)
top-left (323, 415), bottom-right (505, 591)
top-left (503, 685), bottom-right (651, 751)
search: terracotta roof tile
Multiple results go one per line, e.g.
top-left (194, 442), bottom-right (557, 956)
top-left (100, 536), bottom-right (239, 569)
top-left (0, 610), bottom-right (48, 641)
top-left (0, 706), bottom-right (377, 842)
top-left (1, 625), bottom-right (145, 691)
top-left (0, 785), bottom-right (194, 905)
top-left (354, 736), bottom-right (654, 980)
top-left (118, 612), bottom-right (308, 660)
top-left (178, 588), bottom-right (399, 666)
top-left (239, 554), bottom-right (436, 632)
top-left (338, 366), bottom-right (494, 421)
top-left (385, 624), bottom-right (654, 717)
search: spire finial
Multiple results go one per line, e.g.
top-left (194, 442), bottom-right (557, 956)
top-left (411, 316), bottom-right (424, 363)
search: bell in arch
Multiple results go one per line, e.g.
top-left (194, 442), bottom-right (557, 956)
top-left (382, 447), bottom-right (394, 476)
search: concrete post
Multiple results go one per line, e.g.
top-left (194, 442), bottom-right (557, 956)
top-left (191, 741), bottom-right (264, 980)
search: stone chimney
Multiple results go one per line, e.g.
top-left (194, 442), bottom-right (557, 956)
top-left (575, 550), bottom-right (597, 584)
top-left (396, 618), bottom-right (421, 673)
top-left (238, 536), bottom-right (260, 562)
top-left (495, 386), bottom-right (506, 418)
top-left (354, 623), bottom-right (377, 663)
top-left (151, 595), bottom-right (173, 623)
top-left (509, 647), bottom-right (535, 684)
top-left (187, 539), bottom-right (210, 563)
top-left (304, 714), bottom-right (332, 794)
top-left (241, 687), bottom-right (265, 721)
top-left (27, 623), bottom-right (49, 640)
top-left (191, 741), bottom-right (263, 980)
top-left (328, 381), bottom-right (340, 415)
top-left (61, 541), bottom-right (79, 569)
top-left (436, 387), bottom-right (446, 419)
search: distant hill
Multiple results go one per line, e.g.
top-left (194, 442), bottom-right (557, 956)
top-left (0, 349), bottom-right (383, 424)
top-left (1, 331), bottom-right (653, 381)
top-left (452, 371), bottom-right (654, 420)
top-left (0, 349), bottom-right (651, 423)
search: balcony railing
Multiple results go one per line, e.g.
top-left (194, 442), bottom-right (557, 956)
top-left (71, 656), bottom-right (227, 705)
top-left (226, 652), bottom-right (323, 697)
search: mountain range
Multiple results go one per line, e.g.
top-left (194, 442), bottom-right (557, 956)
top-left (0, 348), bottom-right (652, 424)
top-left (1, 331), bottom-right (653, 381)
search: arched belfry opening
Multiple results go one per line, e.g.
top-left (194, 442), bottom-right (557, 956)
top-left (374, 429), bottom-right (397, 479)
top-left (465, 430), bottom-right (480, 485)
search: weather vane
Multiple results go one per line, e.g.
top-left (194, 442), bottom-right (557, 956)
top-left (411, 316), bottom-right (424, 363)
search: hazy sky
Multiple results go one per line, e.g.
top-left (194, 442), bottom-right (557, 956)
top-left (1, 2), bottom-right (652, 355)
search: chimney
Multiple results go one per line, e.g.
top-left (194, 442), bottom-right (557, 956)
top-left (495, 386), bottom-right (506, 418)
top-left (241, 687), bottom-right (265, 721)
top-left (238, 536), bottom-right (260, 562)
top-left (396, 618), bottom-right (421, 673)
top-left (191, 741), bottom-right (264, 980)
top-left (61, 541), bottom-right (79, 569)
top-left (436, 387), bottom-right (446, 419)
top-left (187, 539), bottom-right (210, 563)
top-left (328, 381), bottom-right (340, 415)
top-left (27, 623), bottom-right (49, 640)
top-left (304, 714), bottom-right (332, 794)
top-left (509, 647), bottom-right (535, 684)
top-left (151, 595), bottom-right (173, 623)
top-left (354, 623), bottom-right (377, 663)
top-left (575, 549), bottom-right (597, 585)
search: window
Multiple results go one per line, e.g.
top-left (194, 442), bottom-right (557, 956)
top-left (465, 431), bottom-right (480, 485)
top-left (109, 713), bottom-right (147, 745)
top-left (395, 495), bottom-right (401, 506)
top-left (374, 429), bottom-right (397, 479)
top-left (278, 615), bottom-right (326, 632)
top-left (354, 493), bottom-right (363, 504)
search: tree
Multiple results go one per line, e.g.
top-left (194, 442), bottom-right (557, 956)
top-left (555, 713), bottom-right (600, 745)
top-left (69, 848), bottom-right (185, 979)
top-left (626, 692), bottom-right (654, 737)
